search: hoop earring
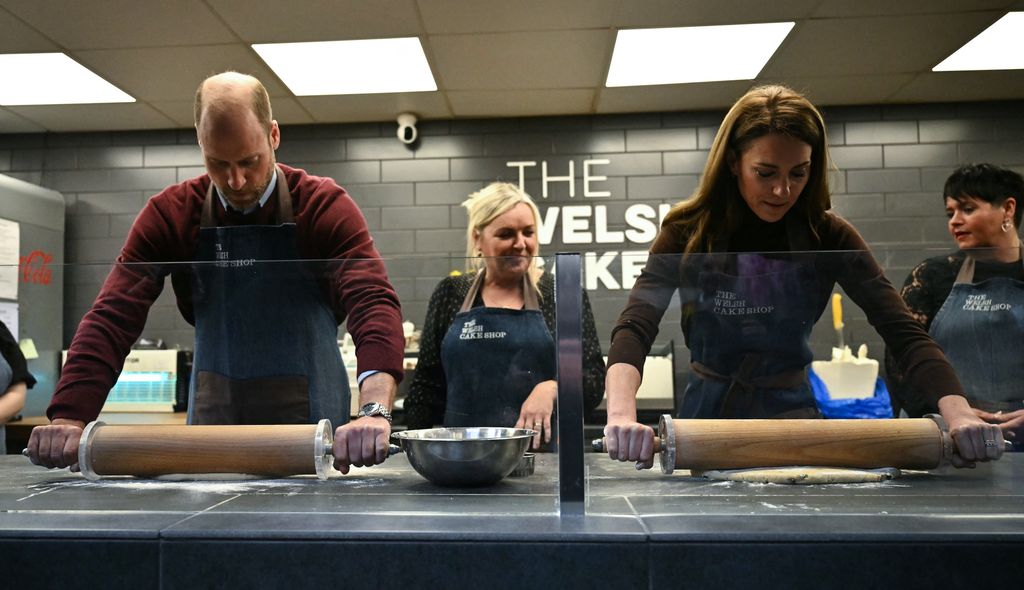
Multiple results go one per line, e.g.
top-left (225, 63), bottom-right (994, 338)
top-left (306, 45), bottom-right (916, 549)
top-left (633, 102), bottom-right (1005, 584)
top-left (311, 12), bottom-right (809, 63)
top-left (1002, 218), bottom-right (1013, 233)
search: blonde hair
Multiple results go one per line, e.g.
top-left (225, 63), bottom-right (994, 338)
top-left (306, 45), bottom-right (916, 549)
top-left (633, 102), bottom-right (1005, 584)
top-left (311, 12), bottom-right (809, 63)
top-left (664, 84), bottom-right (832, 254)
top-left (462, 182), bottom-right (543, 292)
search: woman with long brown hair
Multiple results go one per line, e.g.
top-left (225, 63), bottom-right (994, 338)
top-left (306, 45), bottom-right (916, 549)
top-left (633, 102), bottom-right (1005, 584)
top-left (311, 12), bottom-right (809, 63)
top-left (603, 85), bottom-right (1002, 469)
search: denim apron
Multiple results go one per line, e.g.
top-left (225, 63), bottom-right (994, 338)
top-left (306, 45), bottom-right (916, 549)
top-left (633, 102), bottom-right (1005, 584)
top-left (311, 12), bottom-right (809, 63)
top-left (0, 354), bottom-right (12, 454)
top-left (929, 245), bottom-right (1024, 412)
top-left (440, 271), bottom-right (556, 427)
top-left (678, 224), bottom-right (823, 419)
top-left (188, 166), bottom-right (348, 426)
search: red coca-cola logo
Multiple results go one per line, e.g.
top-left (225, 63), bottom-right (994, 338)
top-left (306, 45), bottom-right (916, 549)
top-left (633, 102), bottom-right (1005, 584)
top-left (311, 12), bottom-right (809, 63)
top-left (19, 250), bottom-right (53, 285)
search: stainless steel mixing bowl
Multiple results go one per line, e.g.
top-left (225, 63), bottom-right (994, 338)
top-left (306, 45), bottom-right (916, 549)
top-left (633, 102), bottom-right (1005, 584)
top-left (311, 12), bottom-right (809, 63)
top-left (391, 427), bottom-right (536, 487)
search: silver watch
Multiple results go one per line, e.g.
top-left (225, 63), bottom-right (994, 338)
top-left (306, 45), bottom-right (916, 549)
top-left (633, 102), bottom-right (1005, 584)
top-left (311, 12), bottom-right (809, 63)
top-left (357, 402), bottom-right (392, 424)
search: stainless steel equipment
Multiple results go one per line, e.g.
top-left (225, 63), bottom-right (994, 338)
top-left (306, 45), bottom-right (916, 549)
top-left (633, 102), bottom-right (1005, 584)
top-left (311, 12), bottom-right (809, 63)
top-left (391, 427), bottom-right (536, 487)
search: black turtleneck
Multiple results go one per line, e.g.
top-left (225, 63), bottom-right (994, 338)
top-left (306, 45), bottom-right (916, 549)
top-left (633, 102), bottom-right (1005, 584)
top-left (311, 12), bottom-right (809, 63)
top-left (728, 206), bottom-right (790, 252)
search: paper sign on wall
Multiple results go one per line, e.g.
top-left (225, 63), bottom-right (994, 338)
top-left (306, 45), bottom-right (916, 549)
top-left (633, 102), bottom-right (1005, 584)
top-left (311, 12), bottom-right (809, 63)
top-left (0, 301), bottom-right (18, 338)
top-left (0, 218), bottom-right (19, 300)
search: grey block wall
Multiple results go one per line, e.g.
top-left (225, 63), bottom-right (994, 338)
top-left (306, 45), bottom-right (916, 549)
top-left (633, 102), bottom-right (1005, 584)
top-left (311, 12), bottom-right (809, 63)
top-left (2, 100), bottom-right (1024, 390)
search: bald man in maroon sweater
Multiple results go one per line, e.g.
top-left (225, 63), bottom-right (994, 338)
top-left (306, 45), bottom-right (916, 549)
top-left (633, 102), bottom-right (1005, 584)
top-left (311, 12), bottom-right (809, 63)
top-left (28, 72), bottom-right (404, 475)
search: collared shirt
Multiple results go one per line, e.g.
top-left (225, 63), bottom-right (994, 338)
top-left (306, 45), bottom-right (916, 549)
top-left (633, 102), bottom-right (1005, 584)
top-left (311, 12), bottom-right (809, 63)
top-left (216, 169), bottom-right (277, 214)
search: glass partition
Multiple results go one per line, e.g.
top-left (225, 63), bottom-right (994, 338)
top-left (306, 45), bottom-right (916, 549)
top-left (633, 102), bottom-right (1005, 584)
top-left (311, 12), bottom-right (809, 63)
top-left (7, 255), bottom-right (561, 516)
top-left (4, 245), bottom-right (1022, 522)
top-left (581, 245), bottom-right (1022, 518)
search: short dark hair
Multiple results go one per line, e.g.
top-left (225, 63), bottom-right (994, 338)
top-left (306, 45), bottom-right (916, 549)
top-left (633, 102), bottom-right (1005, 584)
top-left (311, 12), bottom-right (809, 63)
top-left (944, 163), bottom-right (1024, 228)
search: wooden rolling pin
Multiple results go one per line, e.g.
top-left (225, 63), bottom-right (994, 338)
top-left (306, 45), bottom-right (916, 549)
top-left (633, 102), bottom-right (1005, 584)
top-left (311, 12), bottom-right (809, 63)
top-left (594, 415), bottom-right (954, 474)
top-left (77, 420), bottom-right (334, 481)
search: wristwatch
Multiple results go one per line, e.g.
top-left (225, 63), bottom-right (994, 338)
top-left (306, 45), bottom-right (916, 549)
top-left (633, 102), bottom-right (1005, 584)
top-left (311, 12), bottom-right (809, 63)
top-left (357, 402), bottom-right (393, 424)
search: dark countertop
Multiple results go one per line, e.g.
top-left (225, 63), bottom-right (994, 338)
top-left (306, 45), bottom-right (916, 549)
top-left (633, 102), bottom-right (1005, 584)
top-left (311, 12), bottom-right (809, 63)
top-left (2, 453), bottom-right (1023, 589)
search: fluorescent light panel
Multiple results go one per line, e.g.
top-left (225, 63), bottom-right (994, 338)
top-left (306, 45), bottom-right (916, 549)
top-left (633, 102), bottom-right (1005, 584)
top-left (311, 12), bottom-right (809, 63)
top-left (253, 37), bottom-right (437, 96)
top-left (934, 12), bottom-right (1024, 72)
top-left (606, 23), bottom-right (794, 87)
top-left (0, 53), bottom-right (134, 105)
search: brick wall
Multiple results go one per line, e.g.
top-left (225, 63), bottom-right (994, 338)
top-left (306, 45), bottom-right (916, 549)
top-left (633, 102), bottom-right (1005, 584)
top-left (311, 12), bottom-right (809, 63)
top-left (1, 101), bottom-right (1023, 376)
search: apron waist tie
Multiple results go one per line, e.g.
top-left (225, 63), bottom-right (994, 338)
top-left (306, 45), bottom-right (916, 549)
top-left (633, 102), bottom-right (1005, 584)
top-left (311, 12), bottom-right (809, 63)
top-left (690, 358), bottom-right (808, 418)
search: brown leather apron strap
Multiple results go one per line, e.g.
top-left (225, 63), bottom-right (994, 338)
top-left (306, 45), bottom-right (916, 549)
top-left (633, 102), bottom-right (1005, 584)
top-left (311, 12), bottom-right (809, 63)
top-left (691, 356), bottom-right (808, 418)
top-left (200, 165), bottom-right (291, 228)
top-left (458, 269), bottom-right (539, 313)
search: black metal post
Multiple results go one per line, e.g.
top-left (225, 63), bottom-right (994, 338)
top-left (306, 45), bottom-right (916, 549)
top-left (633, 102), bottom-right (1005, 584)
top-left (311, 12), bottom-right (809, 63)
top-left (554, 252), bottom-right (585, 516)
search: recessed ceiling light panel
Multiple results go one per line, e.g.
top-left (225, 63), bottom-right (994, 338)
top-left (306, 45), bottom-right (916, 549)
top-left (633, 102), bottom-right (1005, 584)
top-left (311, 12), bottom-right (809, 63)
top-left (0, 53), bottom-right (134, 105)
top-left (606, 23), bottom-right (795, 87)
top-left (933, 12), bottom-right (1024, 72)
top-left (253, 38), bottom-right (438, 96)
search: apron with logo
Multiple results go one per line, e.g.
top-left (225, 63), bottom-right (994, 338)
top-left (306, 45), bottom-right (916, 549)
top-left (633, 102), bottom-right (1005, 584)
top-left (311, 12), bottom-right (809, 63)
top-left (0, 354), bottom-right (12, 454)
top-left (678, 232), bottom-right (824, 419)
top-left (929, 245), bottom-right (1024, 412)
top-left (188, 166), bottom-right (349, 426)
top-left (440, 271), bottom-right (556, 427)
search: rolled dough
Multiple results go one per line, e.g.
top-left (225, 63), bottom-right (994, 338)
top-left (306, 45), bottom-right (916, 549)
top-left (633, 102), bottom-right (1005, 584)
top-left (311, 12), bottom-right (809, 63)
top-left (694, 466), bottom-right (902, 484)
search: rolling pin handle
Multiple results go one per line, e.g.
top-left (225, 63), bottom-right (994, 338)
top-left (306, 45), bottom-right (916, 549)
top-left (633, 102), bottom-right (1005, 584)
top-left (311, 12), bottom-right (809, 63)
top-left (388, 443), bottom-right (403, 456)
top-left (591, 437), bottom-right (663, 454)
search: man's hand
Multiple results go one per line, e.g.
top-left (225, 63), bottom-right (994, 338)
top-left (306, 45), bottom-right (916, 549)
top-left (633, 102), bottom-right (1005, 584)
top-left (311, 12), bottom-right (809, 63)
top-left (26, 418), bottom-right (86, 470)
top-left (332, 416), bottom-right (390, 474)
top-left (332, 371), bottom-right (397, 474)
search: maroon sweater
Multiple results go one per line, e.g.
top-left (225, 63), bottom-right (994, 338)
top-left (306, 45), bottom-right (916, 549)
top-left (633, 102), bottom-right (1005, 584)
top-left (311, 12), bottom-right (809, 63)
top-left (49, 164), bottom-right (404, 423)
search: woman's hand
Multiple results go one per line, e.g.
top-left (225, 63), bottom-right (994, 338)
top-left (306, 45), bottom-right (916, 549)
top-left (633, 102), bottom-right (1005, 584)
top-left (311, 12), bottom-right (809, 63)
top-left (974, 408), bottom-right (1024, 447)
top-left (604, 418), bottom-right (656, 469)
top-left (603, 362), bottom-right (653, 468)
top-left (940, 396), bottom-right (1004, 467)
top-left (516, 380), bottom-right (556, 449)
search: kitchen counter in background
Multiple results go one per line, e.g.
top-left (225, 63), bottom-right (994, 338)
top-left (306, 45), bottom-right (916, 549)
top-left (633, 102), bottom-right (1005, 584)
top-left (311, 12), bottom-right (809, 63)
top-left (1, 453), bottom-right (1022, 589)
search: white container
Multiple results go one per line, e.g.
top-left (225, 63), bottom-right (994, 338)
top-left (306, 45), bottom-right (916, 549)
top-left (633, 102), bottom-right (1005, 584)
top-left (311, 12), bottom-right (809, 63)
top-left (811, 345), bottom-right (879, 400)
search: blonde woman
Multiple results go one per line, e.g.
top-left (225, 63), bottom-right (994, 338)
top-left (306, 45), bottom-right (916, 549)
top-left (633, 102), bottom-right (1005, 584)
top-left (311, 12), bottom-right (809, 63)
top-left (603, 85), bottom-right (1003, 468)
top-left (404, 182), bottom-right (605, 448)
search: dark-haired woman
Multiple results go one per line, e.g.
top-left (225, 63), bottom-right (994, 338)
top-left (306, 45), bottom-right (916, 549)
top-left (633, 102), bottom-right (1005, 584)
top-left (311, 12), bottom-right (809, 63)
top-left (603, 85), bottom-right (1003, 469)
top-left (890, 163), bottom-right (1023, 448)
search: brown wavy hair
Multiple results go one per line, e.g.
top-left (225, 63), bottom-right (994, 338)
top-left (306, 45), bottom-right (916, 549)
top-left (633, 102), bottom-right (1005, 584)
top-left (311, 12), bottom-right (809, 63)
top-left (663, 85), bottom-right (832, 254)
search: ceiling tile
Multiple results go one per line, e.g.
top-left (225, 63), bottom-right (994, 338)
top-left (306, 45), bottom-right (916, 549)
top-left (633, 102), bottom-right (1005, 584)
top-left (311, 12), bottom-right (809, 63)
top-left (447, 89), bottom-right (595, 117)
top-left (418, 0), bottom-right (616, 34)
top-left (762, 12), bottom-right (1004, 78)
top-left (205, 0), bottom-right (423, 42)
top-left (812, 0), bottom-right (1016, 17)
top-left (71, 45), bottom-right (290, 103)
top-left (768, 74), bottom-right (918, 106)
top-left (0, 9), bottom-right (59, 52)
top-left (891, 71), bottom-right (1024, 103)
top-left (1, 0), bottom-right (228, 49)
top-left (0, 107), bottom-right (46, 133)
top-left (297, 92), bottom-right (451, 123)
top-left (596, 81), bottom-right (754, 114)
top-left (610, 0), bottom-right (819, 27)
top-left (429, 30), bottom-right (612, 90)
top-left (6, 103), bottom-right (178, 132)
top-left (149, 97), bottom-right (315, 128)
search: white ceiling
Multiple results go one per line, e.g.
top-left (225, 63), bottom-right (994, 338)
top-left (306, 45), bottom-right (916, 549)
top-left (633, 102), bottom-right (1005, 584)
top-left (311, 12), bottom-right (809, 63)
top-left (1, 0), bottom-right (1024, 132)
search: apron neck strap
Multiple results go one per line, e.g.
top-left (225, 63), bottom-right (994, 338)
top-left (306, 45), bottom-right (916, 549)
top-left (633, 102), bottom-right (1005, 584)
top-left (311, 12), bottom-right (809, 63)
top-left (201, 165), bottom-right (293, 228)
top-left (459, 269), bottom-right (540, 313)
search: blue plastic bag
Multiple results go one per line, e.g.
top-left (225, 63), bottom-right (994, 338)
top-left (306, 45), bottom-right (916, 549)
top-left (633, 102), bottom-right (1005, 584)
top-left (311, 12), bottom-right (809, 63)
top-left (809, 369), bottom-right (894, 419)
